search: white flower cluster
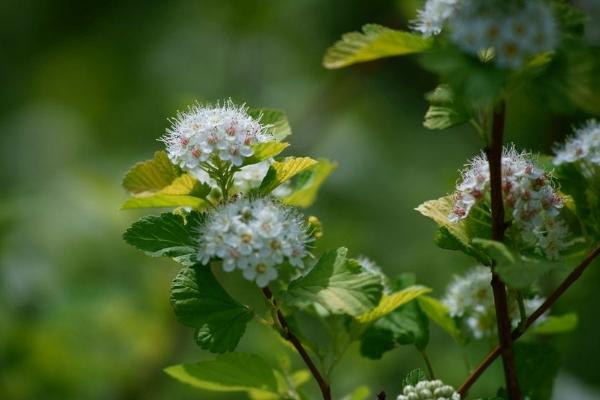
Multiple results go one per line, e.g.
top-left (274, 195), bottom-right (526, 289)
top-left (162, 101), bottom-right (271, 176)
top-left (397, 380), bottom-right (460, 400)
top-left (412, 0), bottom-right (459, 36)
top-left (443, 266), bottom-right (546, 339)
top-left (449, 0), bottom-right (558, 69)
top-left (449, 147), bottom-right (568, 260)
top-left (197, 197), bottom-right (310, 287)
top-left (553, 120), bottom-right (600, 175)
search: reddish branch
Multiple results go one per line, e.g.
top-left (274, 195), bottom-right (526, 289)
top-left (487, 102), bottom-right (523, 399)
top-left (459, 243), bottom-right (600, 396)
top-left (261, 287), bottom-right (332, 400)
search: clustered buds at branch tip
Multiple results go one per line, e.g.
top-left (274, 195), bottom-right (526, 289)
top-left (449, 146), bottom-right (569, 260)
top-left (397, 380), bottom-right (460, 400)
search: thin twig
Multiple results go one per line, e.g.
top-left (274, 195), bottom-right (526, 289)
top-left (261, 287), bottom-right (332, 400)
top-left (419, 349), bottom-right (436, 379)
top-left (487, 101), bottom-right (523, 399)
top-left (458, 243), bottom-right (600, 396)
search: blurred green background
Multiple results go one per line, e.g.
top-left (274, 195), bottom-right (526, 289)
top-left (1, 0), bottom-right (599, 399)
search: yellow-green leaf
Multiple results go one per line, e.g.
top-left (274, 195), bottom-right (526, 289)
top-left (121, 194), bottom-right (208, 210)
top-left (356, 285), bottom-right (431, 324)
top-left (283, 159), bottom-right (337, 208)
top-left (243, 142), bottom-right (290, 166)
top-left (164, 353), bottom-right (278, 394)
top-left (259, 157), bottom-right (318, 194)
top-left (416, 196), bottom-right (492, 264)
top-left (532, 313), bottom-right (578, 335)
top-left (249, 109), bottom-right (292, 141)
top-left (159, 174), bottom-right (198, 195)
top-left (323, 24), bottom-right (432, 69)
top-left (417, 296), bottom-right (462, 343)
top-left (122, 151), bottom-right (181, 194)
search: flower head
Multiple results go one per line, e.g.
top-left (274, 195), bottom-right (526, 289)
top-left (554, 120), bottom-right (600, 174)
top-left (197, 197), bottom-right (311, 287)
top-left (161, 100), bottom-right (271, 178)
top-left (397, 379), bottom-right (460, 400)
top-left (443, 266), bottom-right (546, 339)
top-left (449, 0), bottom-right (558, 69)
top-left (412, 0), bottom-right (459, 36)
top-left (449, 146), bottom-right (568, 260)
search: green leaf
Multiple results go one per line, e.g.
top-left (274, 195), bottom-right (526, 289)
top-left (356, 286), bottom-right (431, 324)
top-left (341, 386), bottom-right (372, 400)
top-left (122, 151), bottom-right (181, 194)
top-left (416, 196), bottom-right (492, 264)
top-left (323, 24), bottom-right (432, 69)
top-left (121, 194), bottom-right (208, 210)
top-left (494, 255), bottom-right (568, 290)
top-left (532, 313), bottom-right (578, 335)
top-left (417, 296), bottom-right (462, 343)
top-left (244, 142), bottom-right (290, 166)
top-left (249, 109), bottom-right (292, 141)
top-left (423, 105), bottom-right (470, 130)
top-left (360, 300), bottom-right (429, 359)
top-left (285, 248), bottom-right (383, 317)
top-left (170, 265), bottom-right (254, 353)
top-left (164, 352), bottom-right (278, 394)
top-left (514, 342), bottom-right (559, 400)
top-left (259, 157), bottom-right (318, 194)
top-left (282, 159), bottom-right (337, 208)
top-left (123, 211), bottom-right (203, 265)
top-left (402, 369), bottom-right (427, 388)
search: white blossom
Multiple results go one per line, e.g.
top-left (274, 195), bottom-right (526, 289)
top-left (443, 266), bottom-right (547, 339)
top-left (553, 120), bottom-right (600, 175)
top-left (197, 197), bottom-right (311, 287)
top-left (449, 0), bottom-right (558, 69)
top-left (412, 0), bottom-right (459, 36)
top-left (161, 100), bottom-right (271, 179)
top-left (448, 146), bottom-right (568, 260)
top-left (397, 379), bottom-right (460, 400)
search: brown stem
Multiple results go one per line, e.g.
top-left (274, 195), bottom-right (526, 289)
top-left (376, 391), bottom-right (386, 400)
top-left (261, 287), bottom-right (332, 400)
top-left (487, 101), bottom-right (523, 400)
top-left (459, 243), bottom-right (600, 396)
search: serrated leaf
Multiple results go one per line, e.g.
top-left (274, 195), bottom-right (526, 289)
top-left (416, 196), bottom-right (492, 264)
top-left (244, 142), bottom-right (290, 166)
top-left (164, 352), bottom-right (278, 394)
top-left (285, 248), bottom-right (383, 316)
top-left (122, 151), bottom-right (181, 194)
top-left (402, 369), bottom-right (427, 388)
top-left (121, 194), bottom-right (208, 210)
top-left (170, 265), bottom-right (253, 353)
top-left (282, 159), bottom-right (337, 208)
top-left (532, 313), bottom-right (578, 335)
top-left (249, 109), bottom-right (292, 141)
top-left (259, 157), bottom-right (318, 194)
top-left (323, 24), bottom-right (432, 69)
top-left (123, 211), bottom-right (203, 264)
top-left (417, 296), bottom-right (463, 343)
top-left (356, 286), bottom-right (431, 324)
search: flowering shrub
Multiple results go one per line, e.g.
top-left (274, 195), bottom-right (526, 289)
top-left (122, 0), bottom-right (600, 399)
